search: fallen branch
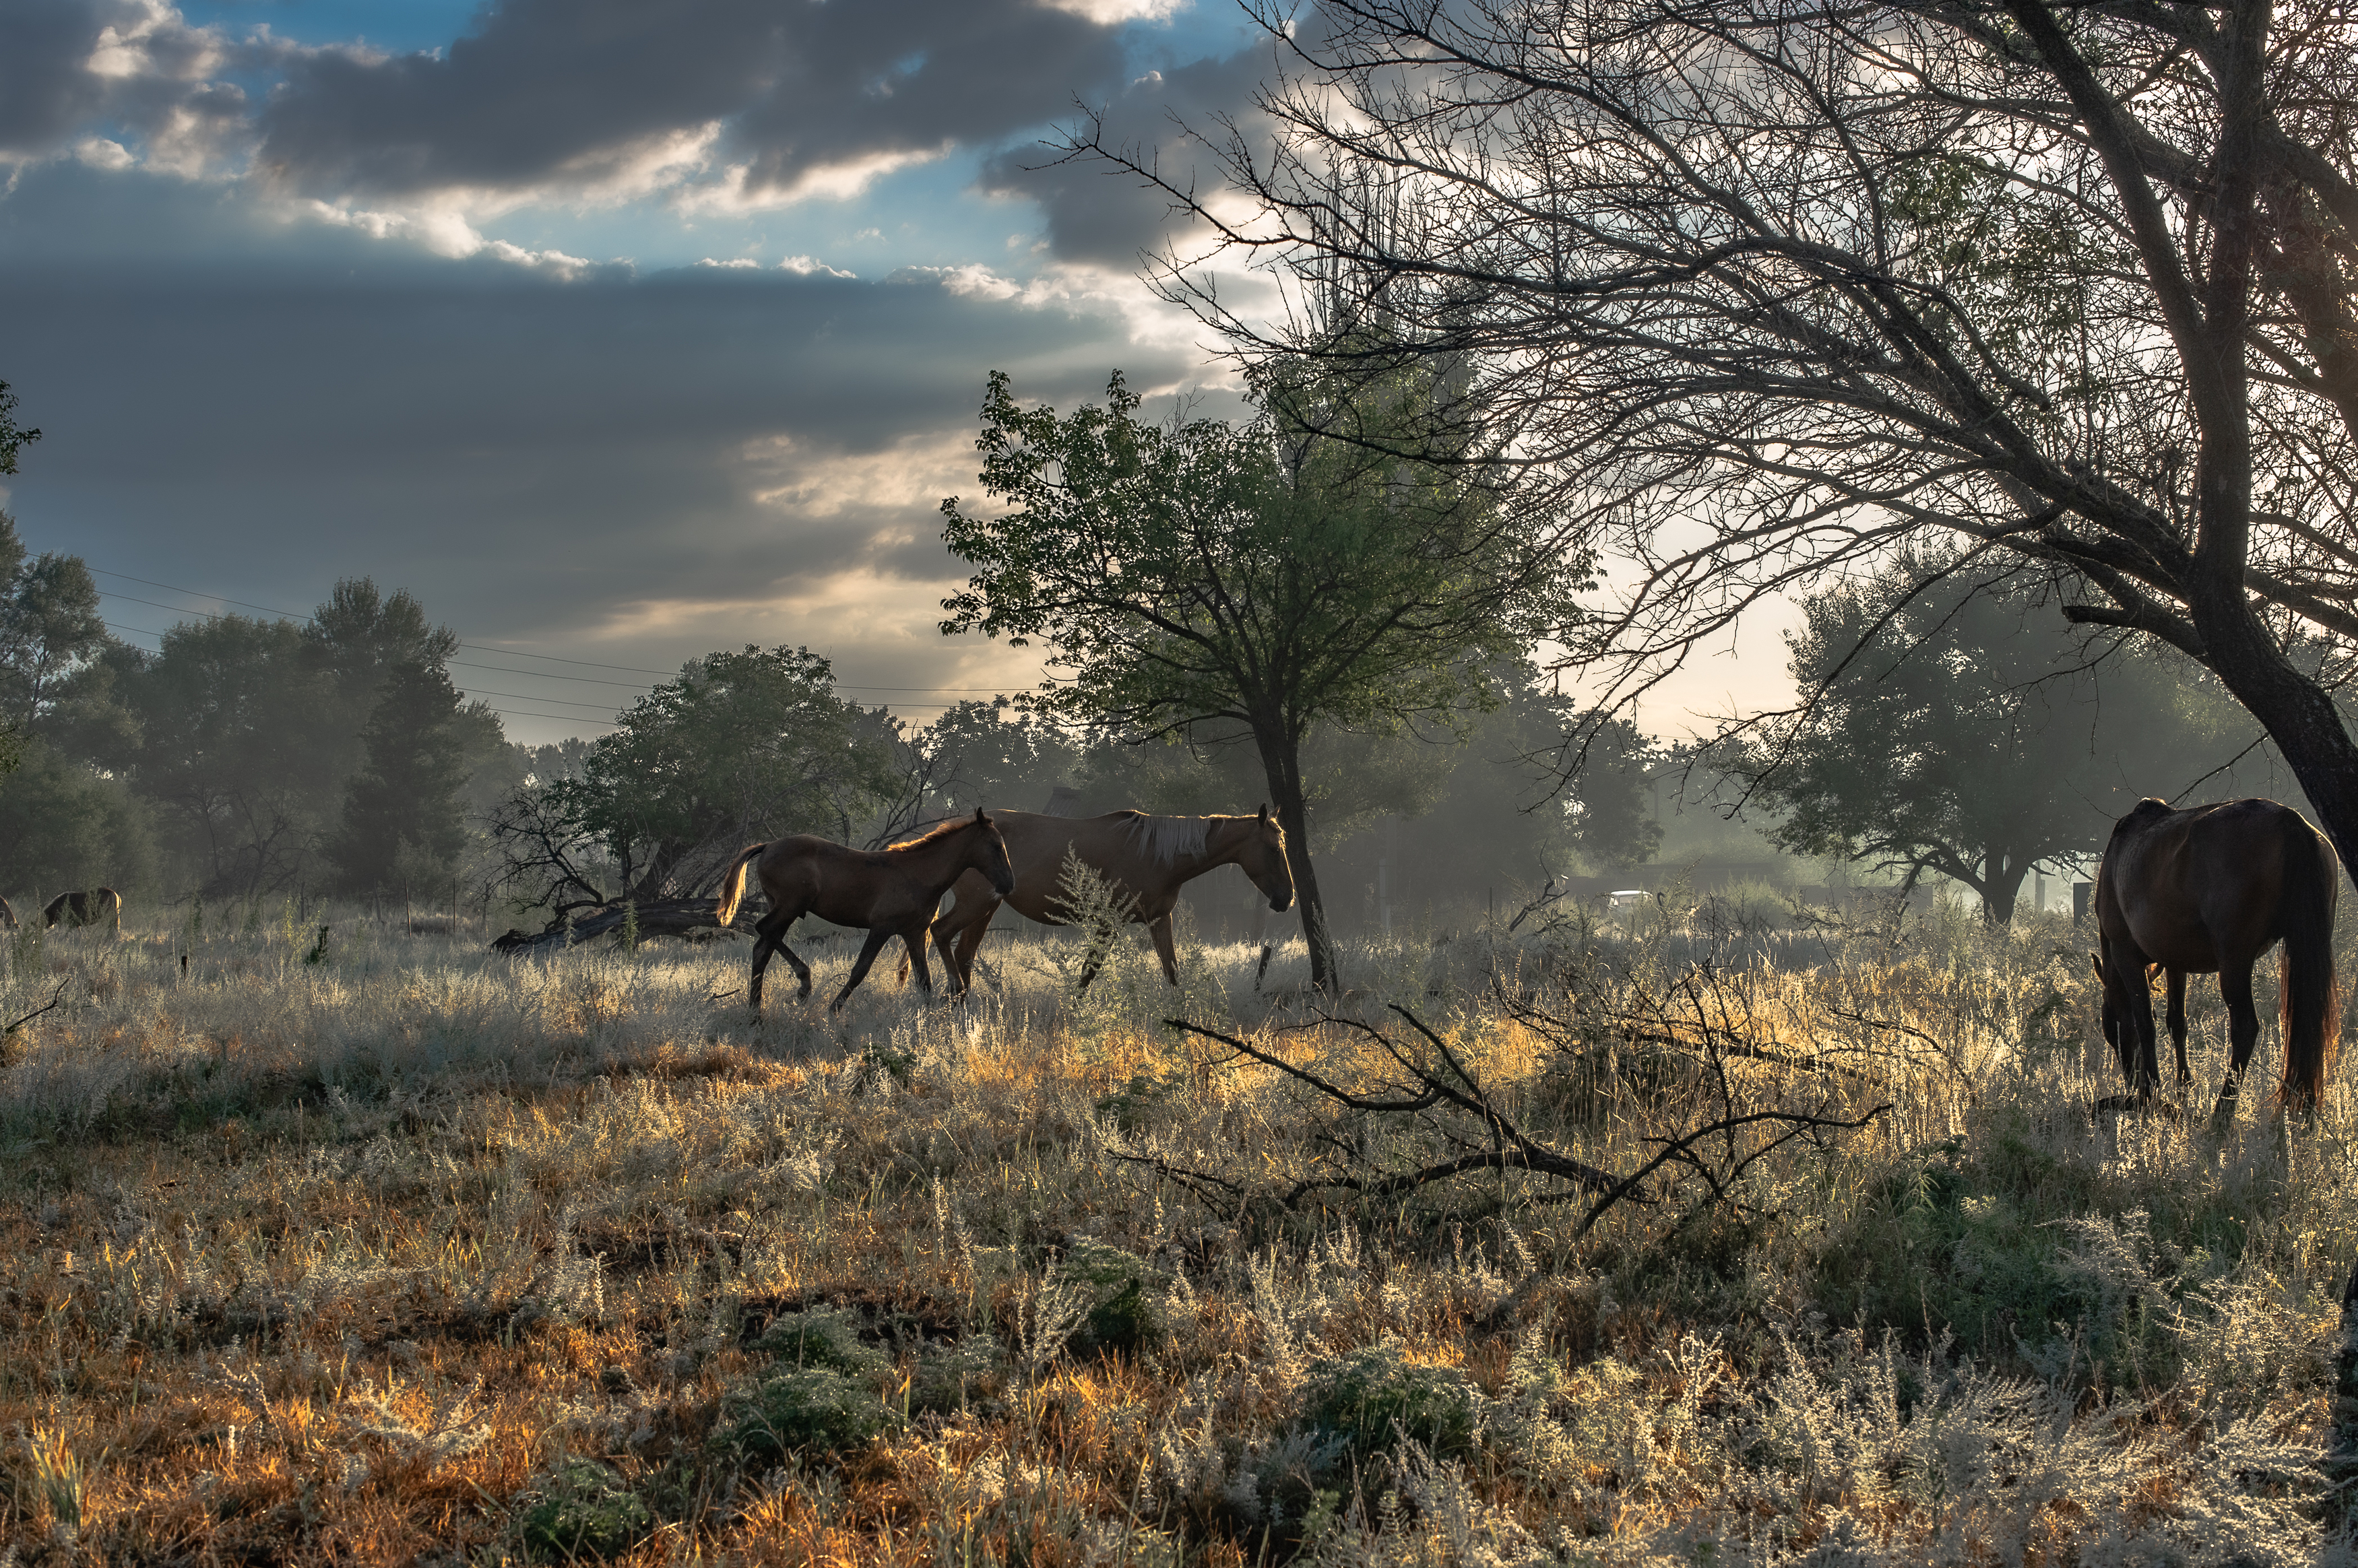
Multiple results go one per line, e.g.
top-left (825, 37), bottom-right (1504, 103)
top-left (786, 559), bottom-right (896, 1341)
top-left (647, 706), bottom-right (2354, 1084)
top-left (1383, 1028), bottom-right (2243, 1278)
top-left (1160, 1000), bottom-right (1889, 1243)
top-left (4, 981), bottom-right (68, 1033)
top-left (490, 899), bottom-right (760, 954)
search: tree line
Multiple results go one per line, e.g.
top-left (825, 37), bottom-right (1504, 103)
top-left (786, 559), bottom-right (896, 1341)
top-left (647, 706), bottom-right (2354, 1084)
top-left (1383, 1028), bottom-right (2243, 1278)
top-left (0, 357), bottom-right (2295, 964)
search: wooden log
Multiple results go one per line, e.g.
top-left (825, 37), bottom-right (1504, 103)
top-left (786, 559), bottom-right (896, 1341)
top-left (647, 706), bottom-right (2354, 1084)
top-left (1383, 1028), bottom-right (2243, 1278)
top-left (490, 898), bottom-right (759, 955)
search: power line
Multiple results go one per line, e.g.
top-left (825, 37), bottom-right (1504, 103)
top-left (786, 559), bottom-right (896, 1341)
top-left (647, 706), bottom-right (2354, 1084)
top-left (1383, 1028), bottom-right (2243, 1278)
top-left (100, 618), bottom-right (618, 727)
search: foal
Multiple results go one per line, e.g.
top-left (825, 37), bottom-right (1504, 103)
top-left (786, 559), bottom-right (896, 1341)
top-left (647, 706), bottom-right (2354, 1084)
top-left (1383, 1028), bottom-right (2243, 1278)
top-left (712, 809), bottom-right (1015, 1013)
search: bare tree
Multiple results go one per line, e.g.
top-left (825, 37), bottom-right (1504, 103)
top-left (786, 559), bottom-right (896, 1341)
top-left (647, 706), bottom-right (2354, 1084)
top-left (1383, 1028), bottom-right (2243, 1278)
top-left (1068, 0), bottom-right (2358, 872)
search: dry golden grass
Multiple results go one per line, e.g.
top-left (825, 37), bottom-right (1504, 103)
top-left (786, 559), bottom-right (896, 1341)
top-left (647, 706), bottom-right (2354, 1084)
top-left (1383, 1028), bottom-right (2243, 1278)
top-left (0, 899), bottom-right (2353, 1564)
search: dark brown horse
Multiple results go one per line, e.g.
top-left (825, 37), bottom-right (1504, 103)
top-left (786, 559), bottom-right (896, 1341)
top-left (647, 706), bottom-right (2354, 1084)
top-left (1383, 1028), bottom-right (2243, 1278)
top-left (44, 888), bottom-right (121, 934)
top-left (910, 807), bottom-right (1296, 995)
top-left (712, 808), bottom-right (1016, 1013)
top-left (2094, 797), bottom-right (2340, 1114)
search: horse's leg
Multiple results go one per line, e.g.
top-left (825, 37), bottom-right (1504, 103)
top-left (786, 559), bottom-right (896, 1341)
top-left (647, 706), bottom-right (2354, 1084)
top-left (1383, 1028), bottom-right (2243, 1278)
top-left (2165, 968), bottom-right (2191, 1087)
top-left (2214, 960), bottom-right (2262, 1117)
top-left (829, 927), bottom-right (897, 1012)
top-left (947, 905), bottom-right (996, 994)
top-left (747, 909), bottom-right (794, 1012)
top-left (1147, 913), bottom-right (1180, 986)
top-left (903, 930), bottom-right (936, 996)
top-left (2123, 946), bottom-right (2162, 1097)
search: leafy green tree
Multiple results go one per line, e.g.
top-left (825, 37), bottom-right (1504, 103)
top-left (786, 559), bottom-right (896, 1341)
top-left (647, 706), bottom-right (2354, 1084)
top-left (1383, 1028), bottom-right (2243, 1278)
top-left (1554, 711), bottom-right (1663, 876)
top-left (1735, 560), bottom-right (2262, 922)
top-left (0, 511), bottom-right (156, 899)
top-left (918, 700), bottom-right (1083, 815)
top-left (941, 368), bottom-right (1587, 988)
top-left (0, 381), bottom-right (36, 476)
top-left (494, 647), bottom-right (901, 918)
top-left (113, 614), bottom-right (338, 899)
top-left (0, 519), bottom-right (109, 737)
top-left (327, 659), bottom-right (474, 899)
top-left (105, 578), bottom-right (493, 901)
top-left (0, 738), bottom-right (154, 900)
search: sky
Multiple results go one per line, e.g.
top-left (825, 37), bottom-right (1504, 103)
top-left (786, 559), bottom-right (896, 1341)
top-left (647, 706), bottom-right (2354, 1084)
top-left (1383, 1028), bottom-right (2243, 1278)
top-left (0, 0), bottom-right (1795, 744)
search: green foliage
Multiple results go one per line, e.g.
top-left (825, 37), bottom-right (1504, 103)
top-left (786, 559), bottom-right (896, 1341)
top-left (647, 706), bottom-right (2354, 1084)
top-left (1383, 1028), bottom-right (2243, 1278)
top-left (1059, 1238), bottom-right (1166, 1358)
top-left (544, 645), bottom-right (899, 901)
top-left (718, 1366), bottom-right (897, 1464)
top-left (0, 736), bottom-right (154, 899)
top-left (1734, 557), bottom-right (2267, 921)
top-left (1299, 1344), bottom-right (1481, 1464)
top-left (941, 366), bottom-right (1589, 985)
top-left (327, 659), bottom-right (472, 898)
top-left (750, 1308), bottom-right (894, 1377)
top-left (918, 699), bottom-right (1081, 814)
top-left (107, 577), bottom-right (476, 901)
top-left (517, 1458), bottom-right (654, 1561)
top-left (0, 381), bottom-right (38, 476)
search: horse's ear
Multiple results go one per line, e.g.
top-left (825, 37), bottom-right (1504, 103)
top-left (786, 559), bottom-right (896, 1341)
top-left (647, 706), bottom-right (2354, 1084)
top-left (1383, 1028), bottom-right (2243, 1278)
top-left (1257, 803), bottom-right (1269, 822)
top-left (974, 807), bottom-right (991, 825)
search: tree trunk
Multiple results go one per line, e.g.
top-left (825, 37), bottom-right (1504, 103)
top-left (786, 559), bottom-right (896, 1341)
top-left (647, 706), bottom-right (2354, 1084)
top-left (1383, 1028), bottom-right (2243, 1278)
top-left (1253, 722), bottom-right (1337, 991)
top-left (1979, 849), bottom-right (2024, 926)
top-left (2190, 599), bottom-right (2358, 880)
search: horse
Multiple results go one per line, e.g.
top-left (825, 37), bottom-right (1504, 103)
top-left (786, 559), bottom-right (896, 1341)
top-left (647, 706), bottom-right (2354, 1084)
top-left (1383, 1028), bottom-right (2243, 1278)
top-left (711, 808), bottom-right (1016, 1014)
top-left (907, 807), bottom-right (1296, 996)
top-left (2093, 797), bottom-right (2340, 1115)
top-left (44, 888), bottom-right (121, 934)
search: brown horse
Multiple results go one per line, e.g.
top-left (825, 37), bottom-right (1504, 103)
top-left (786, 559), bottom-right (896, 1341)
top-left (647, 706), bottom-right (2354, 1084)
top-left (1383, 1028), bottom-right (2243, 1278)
top-left (911, 807), bottom-right (1296, 995)
top-left (712, 808), bottom-right (1016, 1013)
top-left (2094, 797), bottom-right (2340, 1114)
top-left (44, 888), bottom-right (121, 934)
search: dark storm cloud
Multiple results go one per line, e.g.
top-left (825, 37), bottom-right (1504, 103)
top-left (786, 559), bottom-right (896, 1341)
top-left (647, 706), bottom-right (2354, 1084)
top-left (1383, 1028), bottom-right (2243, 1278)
top-left (0, 165), bottom-right (1184, 661)
top-left (0, 0), bottom-right (248, 159)
top-left (255, 0), bottom-right (1128, 199)
top-left (980, 35), bottom-right (1285, 266)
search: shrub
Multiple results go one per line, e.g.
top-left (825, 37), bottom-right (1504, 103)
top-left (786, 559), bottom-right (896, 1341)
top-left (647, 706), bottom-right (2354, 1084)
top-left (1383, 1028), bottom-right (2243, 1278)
top-left (717, 1366), bottom-right (897, 1464)
top-left (1060, 1238), bottom-right (1166, 1359)
top-left (1299, 1344), bottom-right (1481, 1465)
top-left (517, 1459), bottom-right (653, 1561)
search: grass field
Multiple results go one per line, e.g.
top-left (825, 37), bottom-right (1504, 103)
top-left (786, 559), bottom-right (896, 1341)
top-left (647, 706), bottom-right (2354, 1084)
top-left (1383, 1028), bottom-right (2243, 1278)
top-left (3, 893), bottom-right (2357, 1565)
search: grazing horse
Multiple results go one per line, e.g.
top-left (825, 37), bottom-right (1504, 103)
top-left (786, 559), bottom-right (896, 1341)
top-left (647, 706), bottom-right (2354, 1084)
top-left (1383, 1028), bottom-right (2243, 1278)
top-left (711, 808), bottom-right (1016, 1013)
top-left (910, 807), bottom-right (1296, 996)
top-left (2094, 797), bottom-right (2340, 1114)
top-left (44, 888), bottom-right (121, 934)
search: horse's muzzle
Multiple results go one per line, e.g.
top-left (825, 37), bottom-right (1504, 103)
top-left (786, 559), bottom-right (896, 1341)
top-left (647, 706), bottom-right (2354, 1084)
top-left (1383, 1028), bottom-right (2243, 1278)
top-left (1270, 894), bottom-right (1294, 913)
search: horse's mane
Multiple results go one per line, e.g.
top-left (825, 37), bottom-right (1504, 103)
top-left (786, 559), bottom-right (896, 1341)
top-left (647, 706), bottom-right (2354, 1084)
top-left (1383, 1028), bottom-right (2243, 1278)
top-left (891, 814), bottom-right (985, 851)
top-left (1124, 813), bottom-right (1213, 866)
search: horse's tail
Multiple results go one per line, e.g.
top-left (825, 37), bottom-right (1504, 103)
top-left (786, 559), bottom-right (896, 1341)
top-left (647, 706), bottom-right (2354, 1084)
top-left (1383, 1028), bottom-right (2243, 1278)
top-left (2278, 812), bottom-right (2343, 1111)
top-left (713, 844), bottom-right (767, 929)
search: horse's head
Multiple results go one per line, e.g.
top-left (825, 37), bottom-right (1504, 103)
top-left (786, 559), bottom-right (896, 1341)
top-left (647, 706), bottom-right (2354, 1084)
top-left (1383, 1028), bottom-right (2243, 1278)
top-left (969, 808), bottom-right (1017, 897)
top-left (1244, 804), bottom-right (1296, 913)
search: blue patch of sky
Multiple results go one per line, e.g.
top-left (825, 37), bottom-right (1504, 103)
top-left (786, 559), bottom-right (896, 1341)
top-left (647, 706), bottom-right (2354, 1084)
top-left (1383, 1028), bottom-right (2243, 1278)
top-left (175, 0), bottom-right (482, 55)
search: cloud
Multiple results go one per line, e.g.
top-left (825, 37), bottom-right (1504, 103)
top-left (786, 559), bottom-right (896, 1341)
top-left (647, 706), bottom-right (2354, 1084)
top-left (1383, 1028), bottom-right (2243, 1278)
top-left (978, 32), bottom-right (1283, 267)
top-left (0, 0), bottom-right (246, 167)
top-left (0, 164), bottom-right (1194, 726)
top-left (251, 0), bottom-right (1132, 209)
